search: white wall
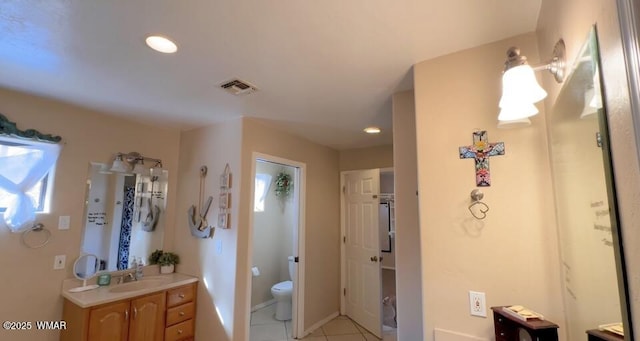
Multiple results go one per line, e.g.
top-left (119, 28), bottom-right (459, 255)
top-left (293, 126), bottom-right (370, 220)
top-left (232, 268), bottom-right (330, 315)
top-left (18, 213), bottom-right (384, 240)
top-left (339, 145), bottom-right (393, 171)
top-left (236, 118), bottom-right (341, 339)
top-left (173, 117), bottom-right (340, 340)
top-left (414, 33), bottom-right (565, 340)
top-left (391, 90), bottom-right (424, 340)
top-left (173, 119), bottom-right (243, 341)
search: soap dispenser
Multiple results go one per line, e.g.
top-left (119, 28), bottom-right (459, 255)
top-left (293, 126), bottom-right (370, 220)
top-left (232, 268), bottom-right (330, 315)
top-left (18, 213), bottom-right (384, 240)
top-left (136, 257), bottom-right (144, 279)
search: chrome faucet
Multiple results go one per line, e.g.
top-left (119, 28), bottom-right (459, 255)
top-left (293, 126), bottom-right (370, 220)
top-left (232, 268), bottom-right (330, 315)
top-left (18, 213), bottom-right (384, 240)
top-left (125, 272), bottom-right (136, 282)
top-left (115, 271), bottom-right (137, 284)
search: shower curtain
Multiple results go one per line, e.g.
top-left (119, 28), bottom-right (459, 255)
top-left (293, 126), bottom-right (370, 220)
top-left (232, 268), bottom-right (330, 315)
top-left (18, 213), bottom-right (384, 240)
top-left (117, 186), bottom-right (135, 270)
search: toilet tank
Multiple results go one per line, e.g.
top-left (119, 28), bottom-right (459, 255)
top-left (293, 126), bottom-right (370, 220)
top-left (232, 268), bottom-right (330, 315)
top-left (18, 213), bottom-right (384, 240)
top-left (288, 256), bottom-right (295, 280)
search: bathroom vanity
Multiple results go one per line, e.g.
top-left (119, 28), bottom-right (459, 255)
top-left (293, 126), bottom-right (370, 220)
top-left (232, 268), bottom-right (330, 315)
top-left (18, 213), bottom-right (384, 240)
top-left (60, 273), bottom-right (197, 341)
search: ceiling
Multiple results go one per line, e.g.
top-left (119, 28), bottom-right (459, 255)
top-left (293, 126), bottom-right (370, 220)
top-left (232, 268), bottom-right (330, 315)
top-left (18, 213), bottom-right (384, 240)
top-left (0, 0), bottom-right (541, 150)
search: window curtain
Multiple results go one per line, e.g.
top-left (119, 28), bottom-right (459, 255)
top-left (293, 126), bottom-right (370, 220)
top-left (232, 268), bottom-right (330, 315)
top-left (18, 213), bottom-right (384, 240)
top-left (0, 136), bottom-right (61, 232)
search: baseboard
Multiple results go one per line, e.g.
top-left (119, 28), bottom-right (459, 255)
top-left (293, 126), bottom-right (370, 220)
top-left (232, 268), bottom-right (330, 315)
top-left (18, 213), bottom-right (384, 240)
top-left (251, 299), bottom-right (276, 312)
top-left (303, 311), bottom-right (340, 336)
top-left (434, 328), bottom-right (489, 341)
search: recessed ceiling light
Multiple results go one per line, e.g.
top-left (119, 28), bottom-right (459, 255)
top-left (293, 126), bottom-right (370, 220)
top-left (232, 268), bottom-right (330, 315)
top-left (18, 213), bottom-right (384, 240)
top-left (145, 35), bottom-right (178, 54)
top-left (364, 126), bottom-right (381, 134)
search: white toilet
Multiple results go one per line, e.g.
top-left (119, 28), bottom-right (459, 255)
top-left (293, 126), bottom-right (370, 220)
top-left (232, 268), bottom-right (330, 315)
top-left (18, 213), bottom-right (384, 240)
top-left (271, 256), bottom-right (295, 321)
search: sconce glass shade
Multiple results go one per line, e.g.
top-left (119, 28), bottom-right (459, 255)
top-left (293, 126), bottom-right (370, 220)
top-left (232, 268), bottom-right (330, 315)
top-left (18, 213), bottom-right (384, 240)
top-left (150, 162), bottom-right (166, 180)
top-left (499, 65), bottom-right (548, 110)
top-left (498, 102), bottom-right (539, 121)
top-left (497, 117), bottom-right (532, 129)
top-left (110, 155), bottom-right (129, 173)
top-left (98, 164), bottom-right (113, 174)
top-left (132, 161), bottom-right (148, 175)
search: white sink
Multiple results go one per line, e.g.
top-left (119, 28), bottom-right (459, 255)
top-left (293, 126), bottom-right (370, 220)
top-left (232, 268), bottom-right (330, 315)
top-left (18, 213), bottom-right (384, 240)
top-left (109, 277), bottom-right (171, 293)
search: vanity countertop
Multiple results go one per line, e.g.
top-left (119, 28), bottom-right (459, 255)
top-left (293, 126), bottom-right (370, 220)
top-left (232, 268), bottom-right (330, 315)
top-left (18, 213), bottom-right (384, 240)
top-left (61, 273), bottom-right (198, 308)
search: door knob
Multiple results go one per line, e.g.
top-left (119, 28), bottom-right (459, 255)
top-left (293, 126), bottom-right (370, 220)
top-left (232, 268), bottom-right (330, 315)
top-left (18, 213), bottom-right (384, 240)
top-left (370, 256), bottom-right (378, 262)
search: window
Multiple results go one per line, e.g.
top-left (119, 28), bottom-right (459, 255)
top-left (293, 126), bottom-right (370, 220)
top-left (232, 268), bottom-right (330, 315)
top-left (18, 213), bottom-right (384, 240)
top-left (0, 136), bottom-right (60, 231)
top-left (0, 141), bottom-right (49, 213)
top-left (254, 173), bottom-right (272, 212)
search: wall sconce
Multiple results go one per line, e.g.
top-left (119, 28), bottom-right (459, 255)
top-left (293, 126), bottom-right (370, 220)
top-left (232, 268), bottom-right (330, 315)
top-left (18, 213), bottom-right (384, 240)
top-left (498, 39), bottom-right (566, 122)
top-left (110, 152), bottom-right (163, 175)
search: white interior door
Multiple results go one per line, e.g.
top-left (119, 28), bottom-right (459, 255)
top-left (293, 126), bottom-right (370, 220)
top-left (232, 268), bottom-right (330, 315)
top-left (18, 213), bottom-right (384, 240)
top-left (344, 169), bottom-right (382, 338)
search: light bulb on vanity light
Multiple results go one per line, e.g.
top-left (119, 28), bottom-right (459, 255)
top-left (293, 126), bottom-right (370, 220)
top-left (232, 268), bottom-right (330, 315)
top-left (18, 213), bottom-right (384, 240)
top-left (132, 159), bottom-right (148, 175)
top-left (498, 103), bottom-right (538, 122)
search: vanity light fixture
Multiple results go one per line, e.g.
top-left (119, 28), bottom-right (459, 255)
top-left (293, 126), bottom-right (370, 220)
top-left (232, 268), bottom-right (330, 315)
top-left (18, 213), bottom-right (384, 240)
top-left (497, 117), bottom-right (532, 129)
top-left (110, 152), bottom-right (163, 174)
top-left (498, 39), bottom-right (566, 122)
top-left (132, 158), bottom-right (147, 175)
top-left (109, 154), bottom-right (129, 173)
top-left (364, 126), bottom-right (381, 134)
top-left (145, 35), bottom-right (178, 54)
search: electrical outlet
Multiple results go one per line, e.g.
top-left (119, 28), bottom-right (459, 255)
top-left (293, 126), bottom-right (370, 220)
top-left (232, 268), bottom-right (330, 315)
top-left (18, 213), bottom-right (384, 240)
top-left (215, 239), bottom-right (222, 255)
top-left (469, 291), bottom-right (486, 317)
top-left (54, 255), bottom-right (66, 270)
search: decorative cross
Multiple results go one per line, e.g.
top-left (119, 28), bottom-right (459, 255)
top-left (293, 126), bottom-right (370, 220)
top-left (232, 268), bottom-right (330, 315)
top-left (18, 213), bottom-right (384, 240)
top-left (459, 131), bottom-right (505, 187)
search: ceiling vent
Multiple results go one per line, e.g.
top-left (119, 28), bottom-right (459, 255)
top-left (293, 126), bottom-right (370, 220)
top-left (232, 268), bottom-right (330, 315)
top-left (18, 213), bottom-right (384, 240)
top-left (219, 79), bottom-right (258, 96)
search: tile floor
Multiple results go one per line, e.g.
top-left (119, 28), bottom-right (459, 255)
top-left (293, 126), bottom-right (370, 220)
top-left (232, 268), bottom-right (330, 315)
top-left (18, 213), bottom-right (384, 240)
top-left (250, 303), bottom-right (398, 341)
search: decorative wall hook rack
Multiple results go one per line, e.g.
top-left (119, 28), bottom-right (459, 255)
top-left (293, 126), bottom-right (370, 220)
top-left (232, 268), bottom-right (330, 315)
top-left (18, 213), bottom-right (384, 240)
top-left (468, 189), bottom-right (490, 220)
top-left (217, 164), bottom-right (232, 229)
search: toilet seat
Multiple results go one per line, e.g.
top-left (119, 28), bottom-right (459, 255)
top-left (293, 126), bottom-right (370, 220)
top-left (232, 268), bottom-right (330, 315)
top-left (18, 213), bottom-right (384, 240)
top-left (272, 281), bottom-right (292, 293)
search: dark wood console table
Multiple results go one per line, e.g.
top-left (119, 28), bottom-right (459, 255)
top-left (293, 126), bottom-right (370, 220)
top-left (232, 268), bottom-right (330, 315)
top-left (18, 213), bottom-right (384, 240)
top-left (587, 329), bottom-right (624, 341)
top-left (491, 306), bottom-right (559, 341)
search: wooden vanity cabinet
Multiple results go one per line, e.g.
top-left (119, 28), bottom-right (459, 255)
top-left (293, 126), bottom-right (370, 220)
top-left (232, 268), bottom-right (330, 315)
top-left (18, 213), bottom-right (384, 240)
top-left (128, 292), bottom-right (166, 341)
top-left (165, 284), bottom-right (196, 341)
top-left (61, 282), bottom-right (197, 341)
top-left (87, 300), bottom-right (130, 341)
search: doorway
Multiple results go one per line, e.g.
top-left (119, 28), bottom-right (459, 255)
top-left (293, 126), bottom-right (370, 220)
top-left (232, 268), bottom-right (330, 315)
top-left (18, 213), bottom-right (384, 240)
top-left (247, 153), bottom-right (306, 340)
top-left (340, 168), bottom-right (397, 339)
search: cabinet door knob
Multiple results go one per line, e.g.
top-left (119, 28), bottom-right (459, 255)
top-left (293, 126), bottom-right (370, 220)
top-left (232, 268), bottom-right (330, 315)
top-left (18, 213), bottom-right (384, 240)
top-left (133, 307), bottom-right (137, 319)
top-left (178, 329), bottom-right (183, 334)
top-left (178, 294), bottom-right (185, 299)
top-left (500, 332), bottom-right (505, 336)
top-left (124, 309), bottom-right (129, 321)
top-left (179, 312), bottom-right (185, 316)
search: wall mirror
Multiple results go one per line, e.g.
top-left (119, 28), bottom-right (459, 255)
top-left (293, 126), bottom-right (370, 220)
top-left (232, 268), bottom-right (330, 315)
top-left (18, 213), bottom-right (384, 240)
top-left (79, 162), bottom-right (168, 272)
top-left (548, 27), bottom-right (633, 340)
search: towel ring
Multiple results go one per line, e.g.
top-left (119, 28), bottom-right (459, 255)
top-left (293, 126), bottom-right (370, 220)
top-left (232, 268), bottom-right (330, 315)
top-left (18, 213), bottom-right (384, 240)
top-left (21, 223), bottom-right (52, 249)
top-left (468, 190), bottom-right (490, 220)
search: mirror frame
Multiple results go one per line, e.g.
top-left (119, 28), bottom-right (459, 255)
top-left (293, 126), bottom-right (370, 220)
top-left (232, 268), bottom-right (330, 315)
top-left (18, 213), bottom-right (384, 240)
top-left (550, 25), bottom-right (635, 340)
top-left (593, 24), bottom-right (635, 341)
